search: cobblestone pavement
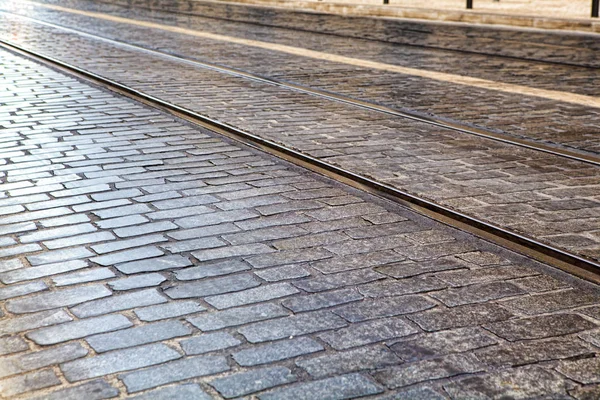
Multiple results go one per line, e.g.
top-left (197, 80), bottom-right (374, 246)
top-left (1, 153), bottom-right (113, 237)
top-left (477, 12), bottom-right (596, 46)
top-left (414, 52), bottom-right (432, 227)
top-left (0, 4), bottom-right (599, 263)
top-left (8, 0), bottom-right (600, 153)
top-left (3, 46), bottom-right (600, 400)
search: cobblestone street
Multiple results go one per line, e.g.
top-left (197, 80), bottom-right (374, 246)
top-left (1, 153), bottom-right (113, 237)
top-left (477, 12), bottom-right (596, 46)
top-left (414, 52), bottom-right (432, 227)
top-left (1, 0), bottom-right (600, 398)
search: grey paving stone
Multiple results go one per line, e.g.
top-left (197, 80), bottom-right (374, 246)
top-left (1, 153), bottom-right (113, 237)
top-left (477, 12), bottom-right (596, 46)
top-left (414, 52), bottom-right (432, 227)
top-left (175, 209), bottom-right (258, 229)
top-left (53, 268), bottom-right (116, 286)
top-left (152, 194), bottom-right (218, 209)
top-left (306, 203), bottom-right (387, 222)
top-left (233, 337), bottom-right (324, 366)
top-left (318, 316), bottom-right (418, 350)
top-left (93, 203), bottom-right (152, 219)
top-left (254, 264), bottom-right (311, 282)
top-left (239, 310), bottom-right (348, 343)
top-left (0, 260), bottom-right (88, 284)
top-left (297, 345), bottom-right (401, 378)
top-left (324, 234), bottom-right (413, 257)
top-left (282, 288), bottom-right (363, 313)
top-left (27, 246), bottom-right (94, 266)
top-left (375, 258), bottom-right (465, 279)
top-left (312, 250), bottom-right (405, 274)
top-left (71, 288), bottom-right (167, 318)
top-left (0, 310), bottom-right (72, 335)
top-left (211, 366), bottom-right (296, 398)
top-left (61, 344), bottom-right (181, 382)
top-left (359, 276), bottom-right (447, 297)
top-left (73, 199), bottom-right (131, 213)
top-left (373, 353), bottom-right (484, 389)
top-left (381, 387), bottom-right (447, 400)
top-left (91, 246), bottom-right (164, 266)
top-left (181, 332), bottom-right (241, 355)
top-left (272, 231), bottom-right (349, 251)
top-left (0, 221), bottom-right (36, 236)
top-left (294, 269), bottom-right (385, 293)
top-left (192, 243), bottom-right (274, 261)
top-left (41, 214), bottom-right (90, 228)
top-left (6, 284), bottom-right (111, 314)
top-left (390, 327), bottom-right (497, 362)
top-left (87, 320), bottom-right (192, 352)
top-left (444, 366), bottom-right (570, 399)
top-left (246, 247), bottom-right (333, 268)
top-left (188, 303), bottom-right (289, 331)
top-left (557, 357), bottom-right (600, 384)
top-left (168, 223), bottom-right (240, 241)
top-left (0, 258), bottom-right (24, 273)
top-left (113, 221), bottom-right (178, 238)
top-left (165, 273), bottom-right (260, 299)
top-left (120, 355), bottom-right (229, 393)
top-left (175, 259), bottom-right (250, 280)
top-left (45, 231), bottom-right (116, 249)
top-left (570, 385), bottom-right (600, 400)
top-left (92, 235), bottom-right (169, 255)
top-left (129, 383), bottom-right (211, 400)
top-left (19, 223), bottom-right (96, 243)
top-left (96, 214), bottom-right (149, 229)
top-left (161, 236), bottom-right (225, 253)
top-left (333, 295), bottom-right (435, 322)
top-left (435, 265), bottom-right (539, 287)
top-left (27, 314), bottom-right (133, 345)
top-left (0, 336), bottom-right (29, 356)
top-left (430, 281), bottom-right (526, 307)
top-left (512, 275), bottom-right (570, 293)
top-left (0, 243), bottom-right (42, 258)
top-left (108, 273), bottom-right (166, 291)
top-left (235, 213), bottom-right (311, 231)
top-left (484, 314), bottom-right (597, 341)
top-left (223, 225), bottom-right (308, 246)
top-left (0, 342), bottom-right (88, 379)
top-left (205, 282), bottom-right (299, 309)
top-left (409, 303), bottom-right (514, 332)
top-left (135, 300), bottom-right (206, 322)
top-left (259, 373), bottom-right (383, 400)
top-left (476, 337), bottom-right (593, 368)
top-left (116, 254), bottom-right (192, 274)
top-left (0, 369), bottom-right (61, 398)
top-left (0, 280), bottom-right (48, 300)
top-left (502, 289), bottom-right (600, 315)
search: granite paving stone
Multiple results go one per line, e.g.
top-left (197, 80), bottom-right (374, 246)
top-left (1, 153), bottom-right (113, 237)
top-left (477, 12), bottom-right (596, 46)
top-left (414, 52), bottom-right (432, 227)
top-left (27, 314), bottom-right (133, 345)
top-left (557, 357), bottom-right (600, 384)
top-left (332, 295), bottom-right (435, 322)
top-left (0, 369), bottom-right (61, 398)
top-left (0, 281), bottom-right (48, 300)
top-left (188, 303), bottom-right (290, 331)
top-left (180, 331), bottom-right (241, 355)
top-left (119, 355), bottom-right (229, 392)
top-left (483, 314), bottom-right (597, 341)
top-left (408, 303), bottom-right (515, 332)
top-left (115, 254), bottom-right (192, 274)
top-left (373, 353), bottom-right (485, 389)
top-left (0, 310), bottom-right (72, 335)
top-left (61, 343), bottom-right (181, 382)
top-left (318, 316), bottom-right (419, 350)
top-left (6, 284), bottom-right (112, 314)
top-left (70, 288), bottom-right (168, 317)
top-left (175, 259), bottom-right (250, 280)
top-left (129, 383), bottom-right (212, 400)
top-left (0, 342), bottom-right (88, 379)
top-left (205, 282), bottom-right (300, 309)
top-left (52, 268), bottom-right (116, 286)
top-left (233, 337), bottom-right (325, 366)
top-left (108, 273), bottom-right (166, 290)
top-left (165, 273), bottom-right (260, 299)
top-left (0, 336), bottom-right (29, 356)
top-left (210, 366), bottom-right (297, 398)
top-left (259, 373), bottom-right (383, 400)
top-left (238, 310), bottom-right (348, 343)
top-left (134, 300), bottom-right (206, 321)
top-left (297, 345), bottom-right (401, 378)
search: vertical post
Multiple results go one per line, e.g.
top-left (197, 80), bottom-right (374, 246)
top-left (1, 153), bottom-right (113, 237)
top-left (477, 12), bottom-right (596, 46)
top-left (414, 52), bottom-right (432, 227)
top-left (593, 0), bottom-right (599, 17)
top-left (383, 0), bottom-right (389, 4)
top-left (466, 0), bottom-right (473, 9)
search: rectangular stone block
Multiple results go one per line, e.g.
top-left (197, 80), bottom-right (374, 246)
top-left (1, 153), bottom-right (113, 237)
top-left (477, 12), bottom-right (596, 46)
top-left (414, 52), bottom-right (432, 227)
top-left (1, 342), bottom-right (88, 379)
top-left (409, 303), bottom-right (514, 332)
top-left (205, 283), bottom-right (299, 309)
top-left (165, 273), bottom-right (260, 299)
top-left (233, 337), bottom-right (324, 367)
top-left (318, 317), bottom-right (418, 350)
top-left (61, 344), bottom-right (181, 382)
top-left (188, 303), bottom-right (289, 331)
top-left (210, 366), bottom-right (296, 398)
top-left (6, 284), bottom-right (112, 314)
top-left (135, 300), bottom-right (206, 322)
top-left (27, 314), bottom-right (133, 345)
top-left (0, 310), bottom-right (72, 335)
top-left (71, 288), bottom-right (167, 318)
top-left (180, 332), bottom-right (241, 355)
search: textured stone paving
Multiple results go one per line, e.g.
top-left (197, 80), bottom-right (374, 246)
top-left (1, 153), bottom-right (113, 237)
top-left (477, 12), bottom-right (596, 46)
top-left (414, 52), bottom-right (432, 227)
top-left (0, 3), bottom-right (599, 263)
top-left (2, 48), bottom-right (600, 399)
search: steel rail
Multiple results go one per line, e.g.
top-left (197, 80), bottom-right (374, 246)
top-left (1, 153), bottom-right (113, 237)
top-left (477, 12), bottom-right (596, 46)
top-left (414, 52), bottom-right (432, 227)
top-left (2, 38), bottom-right (600, 284)
top-left (5, 11), bottom-right (600, 168)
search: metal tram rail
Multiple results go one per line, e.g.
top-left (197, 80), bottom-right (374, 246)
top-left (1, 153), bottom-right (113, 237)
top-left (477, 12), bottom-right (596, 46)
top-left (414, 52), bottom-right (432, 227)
top-left (5, 12), bottom-right (600, 169)
top-left (2, 38), bottom-right (600, 285)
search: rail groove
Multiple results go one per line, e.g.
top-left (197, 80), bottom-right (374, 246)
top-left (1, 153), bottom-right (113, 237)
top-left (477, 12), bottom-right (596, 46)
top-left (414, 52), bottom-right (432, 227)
top-left (2, 38), bottom-right (600, 284)
top-left (5, 10), bottom-right (600, 167)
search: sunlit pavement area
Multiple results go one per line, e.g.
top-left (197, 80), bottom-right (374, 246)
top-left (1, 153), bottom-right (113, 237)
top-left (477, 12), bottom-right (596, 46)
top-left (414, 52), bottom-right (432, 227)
top-left (1, 0), bottom-right (600, 398)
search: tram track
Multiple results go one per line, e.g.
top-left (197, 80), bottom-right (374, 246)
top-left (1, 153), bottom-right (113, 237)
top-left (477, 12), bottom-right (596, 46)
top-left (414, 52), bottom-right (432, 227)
top-left (3, 9), bottom-right (600, 167)
top-left (3, 38), bottom-right (600, 284)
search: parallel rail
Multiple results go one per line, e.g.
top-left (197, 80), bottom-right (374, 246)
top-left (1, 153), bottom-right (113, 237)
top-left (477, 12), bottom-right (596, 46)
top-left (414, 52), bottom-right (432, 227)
top-left (2, 38), bottom-right (600, 284)
top-left (6, 11), bottom-right (600, 168)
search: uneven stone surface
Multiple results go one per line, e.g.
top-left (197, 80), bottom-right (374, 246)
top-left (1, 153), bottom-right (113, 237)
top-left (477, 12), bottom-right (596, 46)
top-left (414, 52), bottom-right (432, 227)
top-left (0, 46), bottom-right (599, 398)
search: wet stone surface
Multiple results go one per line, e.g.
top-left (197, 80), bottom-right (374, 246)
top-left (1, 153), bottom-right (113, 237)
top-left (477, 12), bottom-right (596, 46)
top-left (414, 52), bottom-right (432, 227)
top-left (0, 49), bottom-right (599, 399)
